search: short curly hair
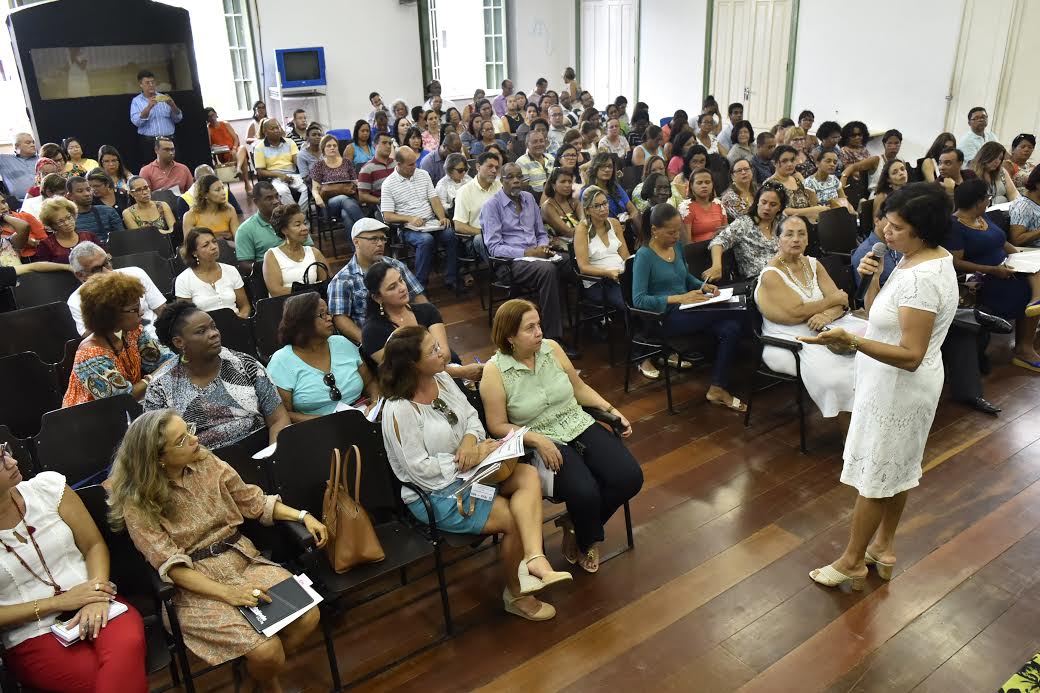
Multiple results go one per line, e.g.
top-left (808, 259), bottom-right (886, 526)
top-left (79, 272), bottom-right (145, 335)
top-left (39, 197), bottom-right (78, 228)
top-left (269, 203), bottom-right (304, 239)
top-left (278, 292), bottom-right (322, 347)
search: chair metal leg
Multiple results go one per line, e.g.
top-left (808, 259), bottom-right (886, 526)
top-left (623, 501), bottom-right (634, 549)
top-left (321, 611), bottom-right (344, 692)
top-left (624, 341), bottom-right (633, 393)
top-left (744, 370), bottom-right (757, 427)
top-left (795, 381), bottom-right (807, 454)
top-left (664, 353), bottom-right (675, 415)
top-left (432, 543), bottom-right (454, 636)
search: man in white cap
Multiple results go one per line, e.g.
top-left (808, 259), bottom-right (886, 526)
top-left (327, 217), bottom-right (428, 342)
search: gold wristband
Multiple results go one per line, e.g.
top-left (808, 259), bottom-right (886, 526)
top-left (33, 599), bottom-right (41, 624)
top-left (850, 335), bottom-right (859, 352)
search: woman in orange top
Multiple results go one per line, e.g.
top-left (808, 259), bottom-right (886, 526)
top-left (62, 272), bottom-right (173, 408)
top-left (680, 167), bottom-right (727, 244)
top-left (205, 108), bottom-right (250, 193)
top-left (0, 197), bottom-right (46, 258)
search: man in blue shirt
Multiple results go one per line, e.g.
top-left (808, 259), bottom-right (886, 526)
top-left (0, 133), bottom-right (39, 200)
top-left (65, 176), bottom-right (123, 245)
top-left (130, 70), bottom-right (183, 167)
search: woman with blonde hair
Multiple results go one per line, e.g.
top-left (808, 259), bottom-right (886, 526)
top-left (106, 409), bottom-right (327, 691)
top-left (573, 185), bottom-right (630, 316)
top-left (182, 174), bottom-right (238, 244)
top-left (970, 141), bottom-right (1019, 205)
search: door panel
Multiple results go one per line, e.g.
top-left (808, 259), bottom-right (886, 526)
top-left (581, 0), bottom-right (638, 105)
top-left (944, 0), bottom-right (1014, 133)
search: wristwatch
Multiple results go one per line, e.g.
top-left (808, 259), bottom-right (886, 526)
top-left (297, 510), bottom-right (309, 523)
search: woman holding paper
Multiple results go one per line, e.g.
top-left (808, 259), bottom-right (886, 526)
top-left (944, 179), bottom-right (1040, 372)
top-left (0, 447), bottom-right (148, 693)
top-left (380, 325), bottom-right (571, 622)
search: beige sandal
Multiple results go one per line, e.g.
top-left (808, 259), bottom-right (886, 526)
top-left (809, 564), bottom-right (866, 591)
top-left (577, 545), bottom-right (599, 574)
top-left (524, 554), bottom-right (573, 590)
top-left (554, 516), bottom-right (579, 564)
top-left (864, 550), bottom-right (895, 581)
top-left (503, 588), bottom-right (556, 621)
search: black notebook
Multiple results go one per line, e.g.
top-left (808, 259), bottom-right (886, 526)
top-left (238, 575), bottom-right (321, 637)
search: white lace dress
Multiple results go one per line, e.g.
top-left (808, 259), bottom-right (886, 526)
top-left (755, 258), bottom-right (863, 418)
top-left (841, 253), bottom-right (958, 498)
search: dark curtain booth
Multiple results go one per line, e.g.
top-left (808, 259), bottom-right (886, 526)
top-left (7, 0), bottom-right (209, 174)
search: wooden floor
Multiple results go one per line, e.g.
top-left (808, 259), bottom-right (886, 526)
top-left (163, 188), bottom-right (1040, 693)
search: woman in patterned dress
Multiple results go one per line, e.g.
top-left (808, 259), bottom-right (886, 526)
top-left (62, 272), bottom-right (174, 408)
top-left (106, 409), bottom-right (328, 692)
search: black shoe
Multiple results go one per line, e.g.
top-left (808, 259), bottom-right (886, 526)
top-left (959, 397), bottom-right (1001, 416)
top-left (974, 308), bottom-right (1013, 335)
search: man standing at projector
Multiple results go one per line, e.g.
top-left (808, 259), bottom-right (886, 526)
top-left (130, 70), bottom-right (182, 167)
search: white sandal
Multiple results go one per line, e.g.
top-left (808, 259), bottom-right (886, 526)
top-left (503, 588), bottom-right (556, 621)
top-left (809, 564), bottom-right (866, 591)
top-left (522, 554), bottom-right (573, 591)
top-left (638, 361), bottom-right (661, 380)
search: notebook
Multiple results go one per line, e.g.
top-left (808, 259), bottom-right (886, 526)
top-left (238, 574), bottom-right (322, 638)
top-left (51, 600), bottom-right (128, 647)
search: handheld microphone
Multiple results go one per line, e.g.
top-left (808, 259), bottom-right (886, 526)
top-left (855, 241), bottom-right (888, 305)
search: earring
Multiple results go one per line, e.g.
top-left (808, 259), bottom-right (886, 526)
top-left (180, 354), bottom-right (189, 364)
top-left (379, 303), bottom-right (385, 317)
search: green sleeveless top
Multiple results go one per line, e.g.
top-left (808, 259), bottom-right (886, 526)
top-left (488, 340), bottom-right (594, 443)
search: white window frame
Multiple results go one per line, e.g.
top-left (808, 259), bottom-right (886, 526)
top-left (223, 0), bottom-right (258, 113)
top-left (483, 0), bottom-right (506, 91)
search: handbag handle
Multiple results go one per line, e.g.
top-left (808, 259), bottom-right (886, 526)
top-left (302, 261), bottom-right (330, 286)
top-left (330, 445), bottom-right (363, 500)
top-left (344, 444), bottom-right (362, 499)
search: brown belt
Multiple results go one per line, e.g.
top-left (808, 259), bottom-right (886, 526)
top-left (188, 530), bottom-right (242, 562)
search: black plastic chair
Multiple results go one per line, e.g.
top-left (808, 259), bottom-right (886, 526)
top-left (570, 255), bottom-right (617, 364)
top-left (208, 308), bottom-right (258, 359)
top-left (484, 254), bottom-right (539, 326)
top-left (12, 271), bottom-right (81, 310)
top-left (816, 208), bottom-right (859, 258)
top-left (683, 240), bottom-right (750, 293)
top-left (743, 281), bottom-right (808, 453)
top-left (33, 394), bottom-right (142, 487)
top-left (111, 251), bottom-right (175, 296)
top-left (107, 226), bottom-right (175, 259)
top-left (817, 254), bottom-right (857, 302)
top-left (211, 426), bottom-right (272, 489)
top-left (858, 198), bottom-right (875, 238)
top-left (216, 238), bottom-right (237, 266)
top-left (0, 424), bottom-right (38, 481)
top-left (251, 294), bottom-right (292, 364)
top-left (620, 165), bottom-right (642, 195)
top-left (0, 352), bottom-right (62, 438)
top-left (0, 301), bottom-right (80, 363)
top-left (246, 260), bottom-right (269, 303)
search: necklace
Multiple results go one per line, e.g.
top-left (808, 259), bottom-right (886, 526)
top-left (0, 494), bottom-right (64, 595)
top-left (778, 256), bottom-right (814, 295)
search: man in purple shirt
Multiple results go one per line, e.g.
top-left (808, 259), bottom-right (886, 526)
top-left (480, 163), bottom-right (575, 355)
top-left (492, 79), bottom-right (513, 117)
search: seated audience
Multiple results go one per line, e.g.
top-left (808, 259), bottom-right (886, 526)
top-left (694, 112), bottom-right (727, 157)
top-left (936, 147), bottom-right (976, 200)
top-left (546, 106), bottom-right (569, 155)
top-left (262, 203), bottom-right (328, 298)
top-left (970, 141), bottom-right (1018, 204)
top-left (480, 299), bottom-right (642, 573)
top-left (453, 152), bottom-right (502, 259)
top-left (19, 171), bottom-right (66, 219)
top-left (598, 118), bottom-right (630, 158)
top-left (268, 292), bottom-right (377, 421)
top-left (784, 127), bottom-right (814, 176)
top-left (434, 152), bottom-right (471, 212)
top-left (403, 127), bottom-right (429, 164)
top-left (961, 106), bottom-right (997, 164)
top-left (172, 163), bottom-right (242, 219)
top-left (706, 183), bottom-right (786, 281)
top-left (1008, 133), bottom-right (1035, 194)
top-left (811, 121), bottom-right (843, 173)
top-left (1009, 166), bottom-right (1040, 247)
top-left (328, 218), bottom-right (428, 342)
top-left (106, 410), bottom-right (324, 691)
top-left (469, 119), bottom-right (501, 158)
top-left (766, 146), bottom-right (828, 222)
top-left (754, 215), bottom-right (859, 418)
top-left (680, 167), bottom-right (726, 244)
top-left (583, 153), bottom-right (640, 235)
top-left (138, 137), bottom-right (193, 194)
top-left (631, 156), bottom-right (667, 211)
top-left (573, 185), bottom-right (629, 317)
top-left (294, 123), bottom-right (323, 180)
top-left (357, 132), bottom-right (396, 209)
top-left (944, 179), bottom-right (1040, 372)
top-left (38, 144), bottom-right (66, 174)
top-left (346, 119), bottom-right (376, 169)
top-left (361, 262), bottom-right (483, 382)
top-left (552, 143), bottom-right (588, 191)
top-left (87, 169), bottom-right (130, 216)
top-left (236, 182), bottom-right (311, 271)
top-left (148, 301), bottom-right (290, 447)
top-left (381, 325), bottom-right (568, 619)
top-left (175, 228), bottom-right (249, 317)
top-left (516, 130), bottom-right (554, 194)
top-left (872, 159), bottom-right (909, 224)
top-left (380, 146), bottom-right (457, 290)
top-left (205, 107), bottom-right (250, 193)
top-left (421, 110), bottom-right (443, 154)
top-left (637, 172), bottom-right (678, 229)
top-left (246, 100), bottom-right (266, 143)
top-left (183, 175), bottom-right (239, 243)
top-left (0, 132), bottom-right (39, 200)
top-left (62, 272), bottom-right (173, 407)
top-left (368, 91), bottom-right (391, 129)
top-left (633, 204), bottom-right (745, 403)
top-left (66, 177), bottom-right (122, 245)
top-left (542, 166), bottom-right (584, 240)
top-left (0, 448), bottom-right (148, 693)
top-left (421, 133), bottom-right (463, 185)
top-left (579, 122), bottom-right (601, 159)
top-left (0, 196), bottom-right (46, 259)
top-left (254, 120), bottom-right (308, 208)
top-left (481, 163), bottom-right (574, 354)
top-left (836, 121), bottom-right (879, 185)
top-left (920, 132), bottom-right (957, 183)
top-left (67, 242), bottom-right (167, 336)
top-left (798, 110), bottom-right (818, 150)
top-left (63, 137), bottom-right (99, 177)
top-left (122, 176), bottom-right (176, 232)
top-left (462, 114), bottom-right (484, 151)
top-left (720, 158), bottom-right (757, 221)
top-left (309, 134), bottom-right (364, 236)
top-left (750, 132), bottom-right (776, 184)
top-left (283, 109), bottom-right (309, 148)
top-left (805, 150), bottom-right (855, 212)
top-left (726, 120), bottom-right (755, 165)
top-left (631, 125), bottom-right (664, 167)
top-left (36, 198), bottom-right (100, 264)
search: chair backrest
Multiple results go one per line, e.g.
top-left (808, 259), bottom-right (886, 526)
top-left (817, 254), bottom-right (857, 299)
top-left (211, 426), bottom-right (272, 489)
top-left (217, 239), bottom-right (237, 266)
top-left (0, 425), bottom-right (38, 481)
top-left (33, 394), bottom-right (141, 487)
top-left (659, 116), bottom-right (673, 128)
top-left (149, 189), bottom-right (180, 210)
top-left (816, 208), bottom-right (860, 256)
top-left (620, 256), bottom-right (637, 309)
top-left (683, 240), bottom-right (713, 278)
top-left (270, 410), bottom-right (398, 521)
top-left (247, 260), bottom-right (269, 303)
top-left (743, 278), bottom-right (766, 338)
top-left (0, 352), bottom-right (61, 438)
top-left (0, 301), bottom-right (80, 363)
top-left (76, 485), bottom-right (158, 599)
top-left (208, 308), bottom-right (258, 359)
top-left (111, 251), bottom-right (175, 296)
top-left (107, 227), bottom-right (174, 259)
top-left (858, 198), bottom-right (875, 237)
top-left (12, 272), bottom-right (82, 310)
top-left (251, 293), bottom-right (292, 364)
top-left (620, 165), bottom-right (642, 195)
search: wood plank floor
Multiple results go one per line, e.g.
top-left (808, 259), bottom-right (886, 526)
top-left (158, 193), bottom-right (1040, 692)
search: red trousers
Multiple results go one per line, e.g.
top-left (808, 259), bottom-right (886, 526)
top-left (3, 597), bottom-right (148, 693)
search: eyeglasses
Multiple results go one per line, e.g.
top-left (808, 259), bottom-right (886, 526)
top-left (452, 167), bottom-right (467, 174)
top-left (122, 305), bottom-right (142, 315)
top-left (427, 341), bottom-right (444, 357)
top-left (316, 310), bottom-right (330, 320)
top-left (323, 372), bottom-right (342, 401)
top-left (172, 422), bottom-right (197, 449)
top-left (591, 201), bottom-right (610, 210)
top-left (130, 185), bottom-right (150, 193)
top-left (53, 215), bottom-right (76, 227)
top-left (87, 257), bottom-right (113, 275)
top-left (357, 235), bottom-right (387, 244)
top-left (431, 397), bottom-right (458, 425)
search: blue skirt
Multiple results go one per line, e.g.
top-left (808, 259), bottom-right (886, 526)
top-left (406, 479), bottom-right (496, 534)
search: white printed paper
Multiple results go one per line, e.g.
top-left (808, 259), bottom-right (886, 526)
top-left (678, 287), bottom-right (739, 310)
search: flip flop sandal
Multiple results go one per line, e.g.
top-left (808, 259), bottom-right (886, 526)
top-left (1026, 299), bottom-right (1040, 318)
top-left (707, 395), bottom-right (747, 412)
top-left (809, 564), bottom-right (865, 591)
top-left (554, 516), bottom-right (579, 564)
top-left (1011, 357), bottom-right (1040, 373)
top-left (577, 546), bottom-right (599, 574)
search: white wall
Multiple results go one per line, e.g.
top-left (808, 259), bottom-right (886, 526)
top-left (510, 0), bottom-right (576, 98)
top-left (159, 0), bottom-right (240, 118)
top-left (638, 0), bottom-right (707, 123)
top-left (253, 0), bottom-right (423, 131)
top-left (790, 0), bottom-right (964, 159)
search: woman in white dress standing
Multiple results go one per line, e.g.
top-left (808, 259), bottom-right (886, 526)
top-left (799, 183), bottom-right (958, 590)
top-left (753, 216), bottom-right (864, 421)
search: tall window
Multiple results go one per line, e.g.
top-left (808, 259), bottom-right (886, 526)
top-left (483, 0), bottom-right (505, 90)
top-left (223, 0), bottom-right (257, 111)
top-left (427, 0), bottom-right (441, 82)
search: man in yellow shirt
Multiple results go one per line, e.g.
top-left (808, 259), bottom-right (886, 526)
top-left (254, 119), bottom-right (309, 207)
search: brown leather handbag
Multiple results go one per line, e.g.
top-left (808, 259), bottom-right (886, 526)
top-left (321, 446), bottom-right (384, 572)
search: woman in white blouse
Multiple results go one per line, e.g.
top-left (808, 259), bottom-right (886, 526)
top-left (380, 325), bottom-right (571, 622)
top-left (175, 228), bottom-right (251, 317)
top-left (262, 203), bottom-right (328, 297)
top-left (0, 447), bottom-right (148, 692)
top-left (434, 153), bottom-right (472, 212)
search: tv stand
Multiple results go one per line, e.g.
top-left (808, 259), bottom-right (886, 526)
top-left (267, 86), bottom-right (331, 131)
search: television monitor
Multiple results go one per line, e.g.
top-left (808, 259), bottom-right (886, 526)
top-left (274, 47), bottom-right (326, 89)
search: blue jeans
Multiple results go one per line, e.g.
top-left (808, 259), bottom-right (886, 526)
top-left (582, 280), bottom-right (626, 316)
top-left (326, 195), bottom-right (364, 253)
top-left (663, 307), bottom-right (743, 388)
top-left (401, 226), bottom-right (458, 288)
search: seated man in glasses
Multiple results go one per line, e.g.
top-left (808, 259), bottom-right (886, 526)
top-left (138, 136), bottom-right (194, 194)
top-left (67, 242), bottom-right (167, 336)
top-left (327, 218), bottom-right (429, 344)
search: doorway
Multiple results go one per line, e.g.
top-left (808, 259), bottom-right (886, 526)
top-left (580, 0), bottom-right (638, 106)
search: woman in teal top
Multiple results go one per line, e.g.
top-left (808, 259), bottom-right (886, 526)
top-left (267, 292), bottom-right (378, 420)
top-left (346, 119), bottom-right (376, 169)
top-left (481, 299), bottom-right (643, 574)
top-left (632, 203), bottom-right (746, 412)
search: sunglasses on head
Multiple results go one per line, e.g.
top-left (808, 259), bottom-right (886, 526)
top-left (323, 372), bottom-right (342, 401)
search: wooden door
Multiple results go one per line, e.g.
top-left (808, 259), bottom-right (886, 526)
top-left (580, 0), bottom-right (638, 106)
